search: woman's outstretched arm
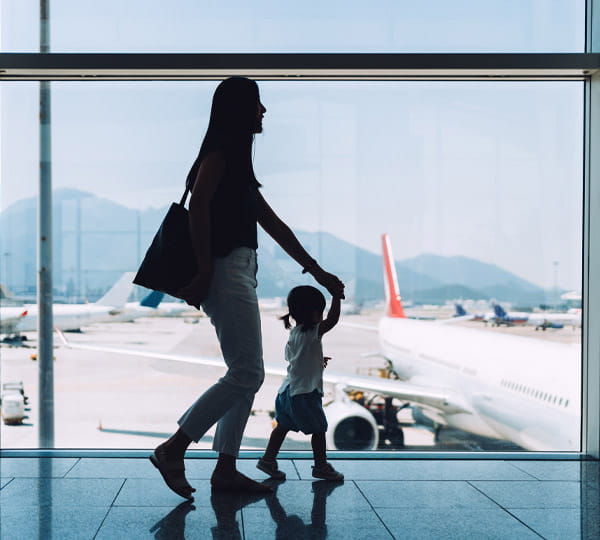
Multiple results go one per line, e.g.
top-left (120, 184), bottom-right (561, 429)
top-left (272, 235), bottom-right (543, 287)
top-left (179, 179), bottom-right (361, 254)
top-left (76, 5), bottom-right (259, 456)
top-left (257, 191), bottom-right (345, 298)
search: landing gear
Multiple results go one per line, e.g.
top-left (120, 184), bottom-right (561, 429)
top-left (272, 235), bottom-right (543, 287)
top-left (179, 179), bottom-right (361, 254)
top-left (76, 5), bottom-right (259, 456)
top-left (366, 396), bottom-right (405, 449)
top-left (1, 334), bottom-right (29, 347)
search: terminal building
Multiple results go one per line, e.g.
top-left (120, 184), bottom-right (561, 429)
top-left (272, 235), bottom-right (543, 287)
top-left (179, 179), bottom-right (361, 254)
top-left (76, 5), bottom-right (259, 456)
top-left (1, 2), bottom-right (599, 538)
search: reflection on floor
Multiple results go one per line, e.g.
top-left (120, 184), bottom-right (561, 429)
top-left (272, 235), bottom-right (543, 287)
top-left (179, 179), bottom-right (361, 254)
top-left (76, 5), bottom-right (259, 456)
top-left (0, 457), bottom-right (598, 539)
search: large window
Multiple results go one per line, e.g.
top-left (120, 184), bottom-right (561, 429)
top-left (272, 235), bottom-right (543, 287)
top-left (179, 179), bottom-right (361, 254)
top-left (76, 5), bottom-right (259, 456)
top-left (0, 80), bottom-right (583, 451)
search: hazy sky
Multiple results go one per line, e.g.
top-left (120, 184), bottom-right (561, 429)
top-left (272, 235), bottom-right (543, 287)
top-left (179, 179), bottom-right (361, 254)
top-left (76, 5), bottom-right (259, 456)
top-left (0, 2), bottom-right (586, 290)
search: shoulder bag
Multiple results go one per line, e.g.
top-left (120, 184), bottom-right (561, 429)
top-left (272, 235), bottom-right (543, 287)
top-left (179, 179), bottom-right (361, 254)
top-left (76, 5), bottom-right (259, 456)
top-left (132, 182), bottom-right (198, 299)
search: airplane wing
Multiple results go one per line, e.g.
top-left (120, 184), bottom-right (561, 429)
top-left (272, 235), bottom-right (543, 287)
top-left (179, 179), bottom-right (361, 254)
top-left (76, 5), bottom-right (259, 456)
top-left (56, 329), bottom-right (234, 371)
top-left (56, 329), bottom-right (470, 416)
top-left (321, 370), bottom-right (472, 415)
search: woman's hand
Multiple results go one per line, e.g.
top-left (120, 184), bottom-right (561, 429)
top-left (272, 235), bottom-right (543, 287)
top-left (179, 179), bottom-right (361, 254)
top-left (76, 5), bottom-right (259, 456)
top-left (311, 267), bottom-right (345, 299)
top-left (176, 270), bottom-right (212, 309)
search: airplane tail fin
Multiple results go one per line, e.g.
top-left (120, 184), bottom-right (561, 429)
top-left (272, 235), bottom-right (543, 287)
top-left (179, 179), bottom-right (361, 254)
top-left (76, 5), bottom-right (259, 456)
top-left (381, 233), bottom-right (406, 318)
top-left (455, 303), bottom-right (467, 317)
top-left (140, 290), bottom-right (164, 308)
top-left (95, 272), bottom-right (136, 307)
top-left (493, 304), bottom-right (506, 318)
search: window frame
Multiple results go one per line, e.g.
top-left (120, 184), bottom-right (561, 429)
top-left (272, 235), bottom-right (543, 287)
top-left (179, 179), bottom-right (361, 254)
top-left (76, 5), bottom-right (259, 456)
top-left (1, 50), bottom-right (598, 459)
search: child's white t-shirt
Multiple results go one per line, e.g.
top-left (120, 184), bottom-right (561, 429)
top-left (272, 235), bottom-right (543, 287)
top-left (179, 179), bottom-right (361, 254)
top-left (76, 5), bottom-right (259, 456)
top-left (278, 324), bottom-right (324, 397)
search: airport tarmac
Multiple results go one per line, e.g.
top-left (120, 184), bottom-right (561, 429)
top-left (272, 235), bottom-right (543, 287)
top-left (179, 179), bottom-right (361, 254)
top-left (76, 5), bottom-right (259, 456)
top-left (0, 308), bottom-right (581, 451)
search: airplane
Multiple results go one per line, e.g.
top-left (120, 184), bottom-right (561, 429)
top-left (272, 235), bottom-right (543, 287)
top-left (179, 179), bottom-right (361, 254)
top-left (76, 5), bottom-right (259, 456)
top-left (454, 303), bottom-right (530, 327)
top-left (56, 236), bottom-right (581, 452)
top-left (110, 290), bottom-right (199, 322)
top-left (489, 304), bottom-right (529, 327)
top-left (454, 303), bottom-right (484, 322)
top-left (12, 272), bottom-right (136, 332)
top-left (491, 304), bottom-right (581, 331)
top-left (0, 307), bottom-right (29, 335)
top-left (152, 298), bottom-right (201, 318)
top-left (525, 310), bottom-right (581, 331)
top-left (105, 289), bottom-right (165, 323)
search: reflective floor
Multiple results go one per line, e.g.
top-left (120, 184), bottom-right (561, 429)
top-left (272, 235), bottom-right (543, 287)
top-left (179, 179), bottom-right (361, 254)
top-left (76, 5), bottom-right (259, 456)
top-left (0, 457), bottom-right (598, 539)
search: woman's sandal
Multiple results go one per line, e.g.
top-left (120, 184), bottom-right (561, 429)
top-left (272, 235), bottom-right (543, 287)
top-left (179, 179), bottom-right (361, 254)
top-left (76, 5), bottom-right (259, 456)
top-left (149, 449), bottom-right (195, 500)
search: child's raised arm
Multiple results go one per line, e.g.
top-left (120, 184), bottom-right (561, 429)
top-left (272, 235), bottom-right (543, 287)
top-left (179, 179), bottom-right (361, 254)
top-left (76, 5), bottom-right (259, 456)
top-left (318, 294), bottom-right (341, 336)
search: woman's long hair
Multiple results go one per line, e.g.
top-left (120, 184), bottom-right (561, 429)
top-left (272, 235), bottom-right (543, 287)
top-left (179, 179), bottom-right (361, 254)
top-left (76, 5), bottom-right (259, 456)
top-left (186, 77), bottom-right (260, 190)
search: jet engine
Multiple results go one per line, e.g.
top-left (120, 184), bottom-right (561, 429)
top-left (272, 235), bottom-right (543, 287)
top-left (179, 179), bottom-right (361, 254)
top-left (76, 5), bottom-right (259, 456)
top-left (324, 397), bottom-right (379, 451)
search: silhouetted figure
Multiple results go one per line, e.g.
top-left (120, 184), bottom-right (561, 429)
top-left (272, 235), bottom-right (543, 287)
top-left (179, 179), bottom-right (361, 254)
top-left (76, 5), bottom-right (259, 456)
top-left (210, 490), bottom-right (269, 540)
top-left (150, 77), bottom-right (345, 499)
top-left (265, 480), bottom-right (344, 540)
top-left (149, 501), bottom-right (196, 540)
top-left (257, 286), bottom-right (344, 482)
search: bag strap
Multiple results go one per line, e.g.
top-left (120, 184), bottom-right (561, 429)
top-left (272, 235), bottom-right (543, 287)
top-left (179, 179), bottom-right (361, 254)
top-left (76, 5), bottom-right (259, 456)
top-left (179, 185), bottom-right (190, 207)
top-left (180, 151), bottom-right (202, 206)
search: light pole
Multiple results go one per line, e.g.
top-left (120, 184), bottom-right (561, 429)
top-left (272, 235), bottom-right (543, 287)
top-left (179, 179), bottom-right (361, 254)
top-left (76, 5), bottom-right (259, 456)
top-left (38, 0), bottom-right (54, 448)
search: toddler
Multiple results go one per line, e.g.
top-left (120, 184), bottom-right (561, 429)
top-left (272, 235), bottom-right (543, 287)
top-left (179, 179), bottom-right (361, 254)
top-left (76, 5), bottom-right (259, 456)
top-left (257, 285), bottom-right (343, 481)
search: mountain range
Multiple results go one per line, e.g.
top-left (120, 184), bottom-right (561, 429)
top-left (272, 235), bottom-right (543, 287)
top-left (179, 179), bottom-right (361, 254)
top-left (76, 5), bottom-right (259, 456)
top-left (0, 189), bottom-right (557, 306)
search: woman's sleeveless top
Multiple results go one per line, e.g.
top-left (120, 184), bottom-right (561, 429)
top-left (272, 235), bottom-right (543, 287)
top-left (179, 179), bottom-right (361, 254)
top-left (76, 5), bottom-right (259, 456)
top-left (209, 168), bottom-right (259, 257)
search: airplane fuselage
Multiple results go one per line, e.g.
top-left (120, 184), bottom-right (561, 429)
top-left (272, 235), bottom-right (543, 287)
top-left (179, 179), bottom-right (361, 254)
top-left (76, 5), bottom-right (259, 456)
top-left (15, 304), bottom-right (123, 332)
top-left (379, 316), bottom-right (581, 451)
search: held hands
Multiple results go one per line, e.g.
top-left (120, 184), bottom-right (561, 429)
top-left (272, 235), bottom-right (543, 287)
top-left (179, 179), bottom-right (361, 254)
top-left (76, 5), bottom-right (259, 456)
top-left (311, 266), bottom-right (345, 299)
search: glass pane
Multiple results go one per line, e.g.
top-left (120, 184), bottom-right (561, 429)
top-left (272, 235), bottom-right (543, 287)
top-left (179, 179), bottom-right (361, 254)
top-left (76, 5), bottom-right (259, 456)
top-left (0, 80), bottom-right (582, 451)
top-left (1, 0), bottom-right (586, 54)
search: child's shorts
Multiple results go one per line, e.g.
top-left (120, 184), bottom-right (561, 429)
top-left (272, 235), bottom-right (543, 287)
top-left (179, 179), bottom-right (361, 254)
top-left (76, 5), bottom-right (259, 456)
top-left (275, 387), bottom-right (328, 435)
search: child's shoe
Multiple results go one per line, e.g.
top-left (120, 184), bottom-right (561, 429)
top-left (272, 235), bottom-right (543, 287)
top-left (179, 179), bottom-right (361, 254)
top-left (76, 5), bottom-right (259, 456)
top-left (312, 463), bottom-right (344, 481)
top-left (256, 458), bottom-right (286, 480)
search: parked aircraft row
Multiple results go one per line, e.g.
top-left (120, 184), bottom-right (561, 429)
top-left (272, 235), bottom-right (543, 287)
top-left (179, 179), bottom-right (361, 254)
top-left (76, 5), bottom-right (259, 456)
top-left (57, 234), bottom-right (581, 452)
top-left (0, 273), bottom-right (196, 335)
top-left (455, 303), bottom-right (581, 330)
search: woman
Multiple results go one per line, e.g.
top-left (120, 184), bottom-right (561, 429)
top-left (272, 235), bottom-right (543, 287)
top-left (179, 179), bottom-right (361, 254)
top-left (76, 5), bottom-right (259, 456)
top-left (150, 77), bottom-right (345, 499)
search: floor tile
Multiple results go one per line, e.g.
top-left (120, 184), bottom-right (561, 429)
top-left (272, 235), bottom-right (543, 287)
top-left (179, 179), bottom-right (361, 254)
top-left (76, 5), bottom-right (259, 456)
top-left (510, 508), bottom-right (585, 540)
top-left (510, 460), bottom-right (600, 482)
top-left (357, 480), bottom-right (497, 509)
top-left (0, 477), bottom-right (124, 507)
top-left (243, 506), bottom-right (394, 539)
top-left (96, 503), bottom-right (223, 540)
top-left (581, 482), bottom-right (600, 512)
top-left (114, 478), bottom-right (213, 507)
top-left (293, 459), bottom-right (536, 481)
top-left (248, 479), bottom-right (372, 514)
top-left (471, 480), bottom-right (583, 509)
top-left (1, 477), bottom-right (14, 489)
top-left (1, 506), bottom-right (108, 540)
top-left (0, 457), bottom-right (78, 478)
top-left (377, 508), bottom-right (541, 540)
top-left (66, 457), bottom-right (157, 478)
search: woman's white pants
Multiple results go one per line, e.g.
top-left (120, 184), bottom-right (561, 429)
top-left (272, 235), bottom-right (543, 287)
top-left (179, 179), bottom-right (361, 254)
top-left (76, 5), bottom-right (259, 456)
top-left (177, 247), bottom-right (264, 457)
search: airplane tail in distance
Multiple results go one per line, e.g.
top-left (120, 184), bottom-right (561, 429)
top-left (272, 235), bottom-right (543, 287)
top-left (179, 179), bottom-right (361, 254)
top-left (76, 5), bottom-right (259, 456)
top-left (140, 290), bottom-right (164, 308)
top-left (493, 304), bottom-right (507, 318)
top-left (455, 304), bottom-right (467, 317)
top-left (381, 233), bottom-right (406, 318)
top-left (95, 272), bottom-right (136, 307)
